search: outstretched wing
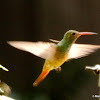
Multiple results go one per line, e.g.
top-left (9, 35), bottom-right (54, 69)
top-left (49, 39), bottom-right (59, 43)
top-left (0, 96), bottom-right (15, 100)
top-left (68, 44), bottom-right (100, 59)
top-left (8, 41), bottom-right (57, 60)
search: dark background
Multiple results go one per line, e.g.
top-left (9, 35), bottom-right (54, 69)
top-left (0, 0), bottom-right (100, 100)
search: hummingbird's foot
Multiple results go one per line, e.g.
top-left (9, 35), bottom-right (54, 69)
top-left (55, 67), bottom-right (61, 72)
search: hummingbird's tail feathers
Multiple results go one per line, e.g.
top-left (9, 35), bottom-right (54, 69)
top-left (7, 41), bottom-right (57, 60)
top-left (33, 69), bottom-right (50, 87)
top-left (68, 44), bottom-right (100, 59)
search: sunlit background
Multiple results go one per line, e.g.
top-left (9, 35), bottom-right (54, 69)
top-left (0, 0), bottom-right (100, 100)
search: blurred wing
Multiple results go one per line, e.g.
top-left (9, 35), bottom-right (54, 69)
top-left (68, 44), bottom-right (100, 59)
top-left (8, 41), bottom-right (57, 60)
top-left (49, 39), bottom-right (59, 43)
top-left (0, 96), bottom-right (15, 100)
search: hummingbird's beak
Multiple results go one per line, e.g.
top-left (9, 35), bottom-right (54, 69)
top-left (78, 32), bottom-right (98, 36)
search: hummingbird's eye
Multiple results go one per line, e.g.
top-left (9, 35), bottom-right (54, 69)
top-left (72, 33), bottom-right (76, 35)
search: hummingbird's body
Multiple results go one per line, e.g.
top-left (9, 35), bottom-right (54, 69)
top-left (43, 48), bottom-right (68, 71)
top-left (43, 35), bottom-right (74, 71)
top-left (33, 41), bottom-right (70, 86)
top-left (8, 30), bottom-right (100, 86)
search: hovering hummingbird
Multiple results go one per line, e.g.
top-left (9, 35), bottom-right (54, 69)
top-left (8, 30), bottom-right (100, 86)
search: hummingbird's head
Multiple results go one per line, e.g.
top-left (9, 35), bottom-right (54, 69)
top-left (64, 30), bottom-right (97, 43)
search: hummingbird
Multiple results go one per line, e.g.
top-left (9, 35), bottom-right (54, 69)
top-left (7, 30), bottom-right (100, 86)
